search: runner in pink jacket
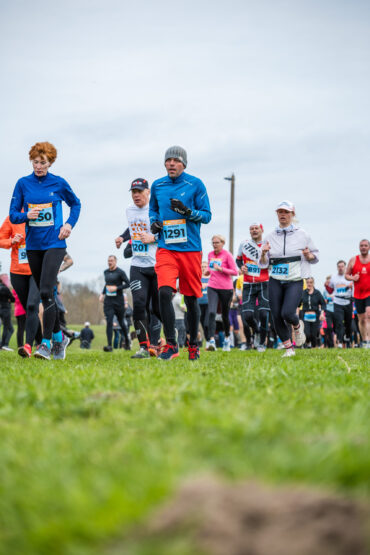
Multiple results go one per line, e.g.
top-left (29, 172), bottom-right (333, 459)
top-left (207, 235), bottom-right (239, 351)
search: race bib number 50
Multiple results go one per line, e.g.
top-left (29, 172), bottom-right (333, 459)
top-left (163, 219), bottom-right (187, 244)
top-left (28, 203), bottom-right (54, 227)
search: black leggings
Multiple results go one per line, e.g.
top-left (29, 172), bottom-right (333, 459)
top-left (27, 248), bottom-right (66, 340)
top-left (207, 287), bottom-right (233, 338)
top-left (159, 286), bottom-right (200, 345)
top-left (16, 314), bottom-right (26, 347)
top-left (269, 278), bottom-right (303, 342)
top-left (104, 298), bottom-right (129, 346)
top-left (242, 281), bottom-right (270, 345)
top-left (130, 265), bottom-right (161, 345)
top-left (334, 303), bottom-right (353, 343)
top-left (10, 273), bottom-right (42, 346)
top-left (303, 319), bottom-right (320, 347)
top-left (199, 303), bottom-right (210, 341)
top-left (0, 305), bottom-right (14, 347)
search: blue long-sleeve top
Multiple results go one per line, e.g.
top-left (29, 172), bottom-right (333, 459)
top-left (9, 172), bottom-right (81, 250)
top-left (149, 172), bottom-right (211, 252)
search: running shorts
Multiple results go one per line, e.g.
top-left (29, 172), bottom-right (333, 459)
top-left (354, 296), bottom-right (370, 314)
top-left (155, 248), bottom-right (202, 297)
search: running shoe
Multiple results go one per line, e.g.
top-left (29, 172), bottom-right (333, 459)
top-left (207, 338), bottom-right (217, 351)
top-left (188, 344), bottom-right (200, 361)
top-left (282, 348), bottom-right (295, 358)
top-left (34, 343), bottom-right (51, 360)
top-left (18, 344), bottom-right (32, 358)
top-left (293, 320), bottom-right (306, 347)
top-left (256, 345), bottom-right (266, 353)
top-left (239, 343), bottom-right (247, 351)
top-left (1, 346), bottom-right (14, 351)
top-left (123, 339), bottom-right (132, 351)
top-left (131, 347), bottom-right (150, 359)
top-left (158, 343), bottom-right (179, 361)
top-left (205, 341), bottom-right (210, 350)
top-left (52, 336), bottom-right (70, 360)
top-left (223, 337), bottom-right (231, 352)
top-left (103, 345), bottom-right (113, 352)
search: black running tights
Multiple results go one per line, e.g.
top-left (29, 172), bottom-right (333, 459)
top-left (27, 248), bottom-right (66, 340)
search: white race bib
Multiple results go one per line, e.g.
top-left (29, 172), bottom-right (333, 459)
top-left (28, 203), bottom-right (54, 227)
top-left (163, 219), bottom-right (187, 244)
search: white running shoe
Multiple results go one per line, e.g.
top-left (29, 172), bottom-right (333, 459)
top-left (223, 337), bottom-right (231, 352)
top-left (239, 343), bottom-right (247, 351)
top-left (337, 343), bottom-right (343, 349)
top-left (207, 338), bottom-right (217, 351)
top-left (282, 348), bottom-right (296, 357)
top-left (293, 320), bottom-right (306, 347)
top-left (1, 346), bottom-right (13, 351)
top-left (257, 345), bottom-right (266, 353)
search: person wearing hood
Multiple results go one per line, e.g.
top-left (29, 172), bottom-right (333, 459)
top-left (259, 201), bottom-right (319, 357)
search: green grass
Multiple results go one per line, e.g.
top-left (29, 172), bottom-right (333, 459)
top-left (0, 329), bottom-right (369, 554)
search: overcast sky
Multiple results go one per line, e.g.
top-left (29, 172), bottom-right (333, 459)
top-left (0, 0), bottom-right (369, 290)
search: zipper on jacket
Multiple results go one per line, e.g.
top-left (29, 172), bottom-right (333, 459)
top-left (283, 230), bottom-right (286, 255)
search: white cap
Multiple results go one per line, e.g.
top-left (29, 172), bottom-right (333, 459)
top-left (276, 200), bottom-right (295, 212)
top-left (84, 321), bottom-right (90, 326)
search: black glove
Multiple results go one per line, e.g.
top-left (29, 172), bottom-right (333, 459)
top-left (170, 198), bottom-right (192, 216)
top-left (151, 221), bottom-right (163, 234)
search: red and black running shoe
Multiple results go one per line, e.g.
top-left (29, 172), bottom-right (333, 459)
top-left (158, 343), bottom-right (179, 361)
top-left (188, 344), bottom-right (200, 361)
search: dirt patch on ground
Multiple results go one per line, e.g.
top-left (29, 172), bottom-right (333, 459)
top-left (139, 476), bottom-right (369, 555)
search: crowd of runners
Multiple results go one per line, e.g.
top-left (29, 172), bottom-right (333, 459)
top-left (0, 141), bottom-right (369, 360)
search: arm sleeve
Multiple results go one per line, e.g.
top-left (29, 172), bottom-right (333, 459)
top-left (123, 242), bottom-right (133, 259)
top-left (0, 218), bottom-right (13, 249)
top-left (187, 180), bottom-right (212, 224)
top-left (60, 179), bottom-right (81, 228)
top-left (9, 181), bottom-right (28, 224)
top-left (120, 228), bottom-right (131, 242)
top-left (325, 280), bottom-right (334, 294)
top-left (117, 269), bottom-right (130, 290)
top-left (91, 330), bottom-right (95, 339)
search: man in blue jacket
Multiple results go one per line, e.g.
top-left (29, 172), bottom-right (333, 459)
top-left (150, 146), bottom-right (211, 360)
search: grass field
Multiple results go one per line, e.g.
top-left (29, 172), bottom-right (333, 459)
top-left (0, 326), bottom-right (369, 554)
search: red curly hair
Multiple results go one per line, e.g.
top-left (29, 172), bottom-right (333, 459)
top-left (29, 142), bottom-right (57, 164)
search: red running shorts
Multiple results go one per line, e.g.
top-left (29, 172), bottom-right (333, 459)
top-left (155, 248), bottom-right (202, 297)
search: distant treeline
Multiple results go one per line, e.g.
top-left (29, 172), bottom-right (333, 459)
top-left (60, 282), bottom-right (104, 325)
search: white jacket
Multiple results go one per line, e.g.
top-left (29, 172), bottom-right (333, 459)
top-left (259, 225), bottom-right (319, 281)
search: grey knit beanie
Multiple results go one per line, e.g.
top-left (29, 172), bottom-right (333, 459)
top-left (164, 145), bottom-right (187, 167)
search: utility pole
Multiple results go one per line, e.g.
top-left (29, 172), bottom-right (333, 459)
top-left (224, 173), bottom-right (235, 254)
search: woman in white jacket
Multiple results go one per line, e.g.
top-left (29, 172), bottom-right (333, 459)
top-left (260, 201), bottom-right (319, 357)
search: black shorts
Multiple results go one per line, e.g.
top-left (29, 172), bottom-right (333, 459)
top-left (354, 296), bottom-right (370, 315)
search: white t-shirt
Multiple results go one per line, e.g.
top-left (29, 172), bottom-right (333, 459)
top-left (126, 204), bottom-right (157, 268)
top-left (329, 273), bottom-right (352, 306)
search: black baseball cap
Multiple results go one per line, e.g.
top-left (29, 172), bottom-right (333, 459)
top-left (129, 178), bottom-right (149, 191)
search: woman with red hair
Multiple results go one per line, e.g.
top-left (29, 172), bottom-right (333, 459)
top-left (9, 142), bottom-right (81, 360)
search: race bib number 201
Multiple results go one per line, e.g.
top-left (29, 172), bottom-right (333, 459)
top-left (132, 239), bottom-right (149, 256)
top-left (28, 203), bottom-right (54, 227)
top-left (163, 219), bottom-right (187, 244)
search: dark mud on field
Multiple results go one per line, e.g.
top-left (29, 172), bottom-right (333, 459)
top-left (128, 477), bottom-right (369, 555)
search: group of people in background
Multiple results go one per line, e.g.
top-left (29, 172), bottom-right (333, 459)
top-left (1, 141), bottom-right (369, 361)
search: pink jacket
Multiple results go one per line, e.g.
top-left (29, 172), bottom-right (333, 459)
top-left (208, 249), bottom-right (239, 290)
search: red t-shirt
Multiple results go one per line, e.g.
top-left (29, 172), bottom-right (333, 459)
top-left (352, 255), bottom-right (370, 299)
